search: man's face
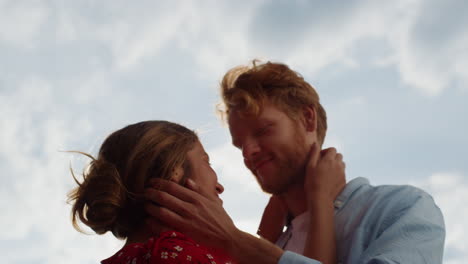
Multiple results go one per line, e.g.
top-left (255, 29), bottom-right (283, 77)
top-left (228, 100), bottom-right (310, 195)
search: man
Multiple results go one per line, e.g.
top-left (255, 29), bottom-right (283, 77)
top-left (145, 61), bottom-right (445, 263)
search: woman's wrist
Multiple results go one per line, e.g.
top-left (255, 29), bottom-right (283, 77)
top-left (307, 193), bottom-right (335, 212)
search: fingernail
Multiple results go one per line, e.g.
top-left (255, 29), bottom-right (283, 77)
top-left (186, 178), bottom-right (195, 186)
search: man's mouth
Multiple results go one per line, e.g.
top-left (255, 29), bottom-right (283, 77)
top-left (253, 157), bottom-right (273, 171)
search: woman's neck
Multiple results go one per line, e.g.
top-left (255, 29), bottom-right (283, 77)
top-left (125, 222), bottom-right (173, 246)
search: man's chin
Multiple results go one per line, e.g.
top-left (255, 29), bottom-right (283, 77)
top-left (259, 182), bottom-right (289, 195)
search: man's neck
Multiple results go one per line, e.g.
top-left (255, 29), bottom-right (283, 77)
top-left (280, 183), bottom-right (307, 218)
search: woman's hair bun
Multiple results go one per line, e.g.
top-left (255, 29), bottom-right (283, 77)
top-left (68, 154), bottom-right (127, 237)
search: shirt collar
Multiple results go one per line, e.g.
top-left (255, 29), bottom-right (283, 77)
top-left (290, 210), bottom-right (310, 230)
top-left (334, 177), bottom-right (370, 210)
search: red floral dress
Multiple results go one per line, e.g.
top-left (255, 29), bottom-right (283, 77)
top-left (101, 231), bottom-right (234, 264)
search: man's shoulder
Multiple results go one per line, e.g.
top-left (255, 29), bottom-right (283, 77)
top-left (349, 178), bottom-right (433, 206)
top-left (342, 178), bottom-right (439, 221)
top-left (372, 182), bottom-right (430, 200)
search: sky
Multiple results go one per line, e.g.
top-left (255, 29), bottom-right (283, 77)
top-left (0, 0), bottom-right (467, 263)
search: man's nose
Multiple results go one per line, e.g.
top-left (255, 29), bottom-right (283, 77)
top-left (242, 140), bottom-right (260, 161)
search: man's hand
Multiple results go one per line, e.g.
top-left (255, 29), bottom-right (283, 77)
top-left (305, 143), bottom-right (346, 207)
top-left (144, 179), bottom-right (287, 264)
top-left (144, 178), bottom-right (239, 250)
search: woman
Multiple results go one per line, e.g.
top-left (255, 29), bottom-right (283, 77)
top-left (68, 121), bottom-right (233, 264)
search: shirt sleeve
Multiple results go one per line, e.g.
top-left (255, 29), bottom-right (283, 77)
top-left (278, 251), bottom-right (321, 264)
top-left (359, 189), bottom-right (445, 264)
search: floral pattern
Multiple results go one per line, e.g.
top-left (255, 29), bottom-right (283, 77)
top-left (101, 231), bottom-right (234, 264)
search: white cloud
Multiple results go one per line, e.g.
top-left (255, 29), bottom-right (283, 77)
top-left (0, 0), bottom-right (49, 48)
top-left (100, 3), bottom-right (189, 71)
top-left (209, 142), bottom-right (261, 192)
top-left (43, 0), bottom-right (468, 96)
top-left (208, 142), bottom-right (269, 234)
top-left (242, 0), bottom-right (467, 96)
top-left (412, 172), bottom-right (468, 264)
top-left (0, 74), bottom-right (121, 263)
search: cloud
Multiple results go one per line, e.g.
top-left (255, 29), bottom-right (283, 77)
top-left (387, 0), bottom-right (468, 96)
top-left (412, 172), bottom-right (468, 264)
top-left (41, 0), bottom-right (468, 97)
top-left (208, 142), bottom-right (269, 234)
top-left (0, 0), bottom-right (49, 48)
top-left (97, 2), bottom-right (190, 71)
top-left (245, 0), bottom-right (468, 96)
top-left (0, 74), bottom-right (121, 263)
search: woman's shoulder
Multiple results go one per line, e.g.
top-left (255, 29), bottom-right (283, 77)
top-left (101, 231), bottom-right (234, 264)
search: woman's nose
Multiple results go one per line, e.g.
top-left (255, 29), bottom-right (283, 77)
top-left (216, 182), bottom-right (225, 194)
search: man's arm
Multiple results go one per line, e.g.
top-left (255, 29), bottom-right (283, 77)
top-left (144, 179), bottom-right (321, 264)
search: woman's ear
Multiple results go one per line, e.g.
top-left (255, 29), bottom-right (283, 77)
top-left (302, 105), bottom-right (317, 132)
top-left (170, 166), bottom-right (185, 182)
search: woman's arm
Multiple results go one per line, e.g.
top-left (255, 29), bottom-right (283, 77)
top-left (302, 146), bottom-right (346, 264)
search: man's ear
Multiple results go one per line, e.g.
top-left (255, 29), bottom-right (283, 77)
top-left (302, 105), bottom-right (317, 132)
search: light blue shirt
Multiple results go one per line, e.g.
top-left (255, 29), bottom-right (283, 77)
top-left (278, 177), bottom-right (445, 264)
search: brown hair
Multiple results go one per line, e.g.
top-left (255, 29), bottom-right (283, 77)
top-left (68, 121), bottom-right (198, 239)
top-left (218, 61), bottom-right (327, 145)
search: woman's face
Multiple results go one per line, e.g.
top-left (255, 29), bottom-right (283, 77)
top-left (185, 141), bottom-right (224, 203)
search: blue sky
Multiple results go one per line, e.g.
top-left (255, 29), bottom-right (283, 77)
top-left (1, 0), bottom-right (467, 263)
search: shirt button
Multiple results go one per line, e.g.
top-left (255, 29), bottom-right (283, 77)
top-left (334, 200), bottom-right (343, 208)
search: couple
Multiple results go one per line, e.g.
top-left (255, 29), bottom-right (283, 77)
top-left (68, 61), bottom-right (445, 264)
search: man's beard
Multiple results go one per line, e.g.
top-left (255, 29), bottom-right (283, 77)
top-left (257, 131), bottom-right (309, 195)
top-left (259, 158), bottom-right (306, 195)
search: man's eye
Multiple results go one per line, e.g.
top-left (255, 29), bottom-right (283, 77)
top-left (257, 125), bottom-right (271, 136)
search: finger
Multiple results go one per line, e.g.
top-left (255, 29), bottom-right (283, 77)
top-left (148, 177), bottom-right (164, 188)
top-left (185, 178), bottom-right (200, 193)
top-left (336, 153), bottom-right (343, 161)
top-left (144, 188), bottom-right (196, 217)
top-left (322, 147), bottom-right (337, 159)
top-left (307, 142), bottom-right (320, 167)
top-left (147, 177), bottom-right (179, 188)
top-left (148, 178), bottom-right (204, 203)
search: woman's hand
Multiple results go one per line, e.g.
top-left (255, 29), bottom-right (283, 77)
top-left (257, 195), bottom-right (288, 243)
top-left (305, 143), bottom-right (346, 209)
top-left (302, 143), bottom-right (346, 264)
